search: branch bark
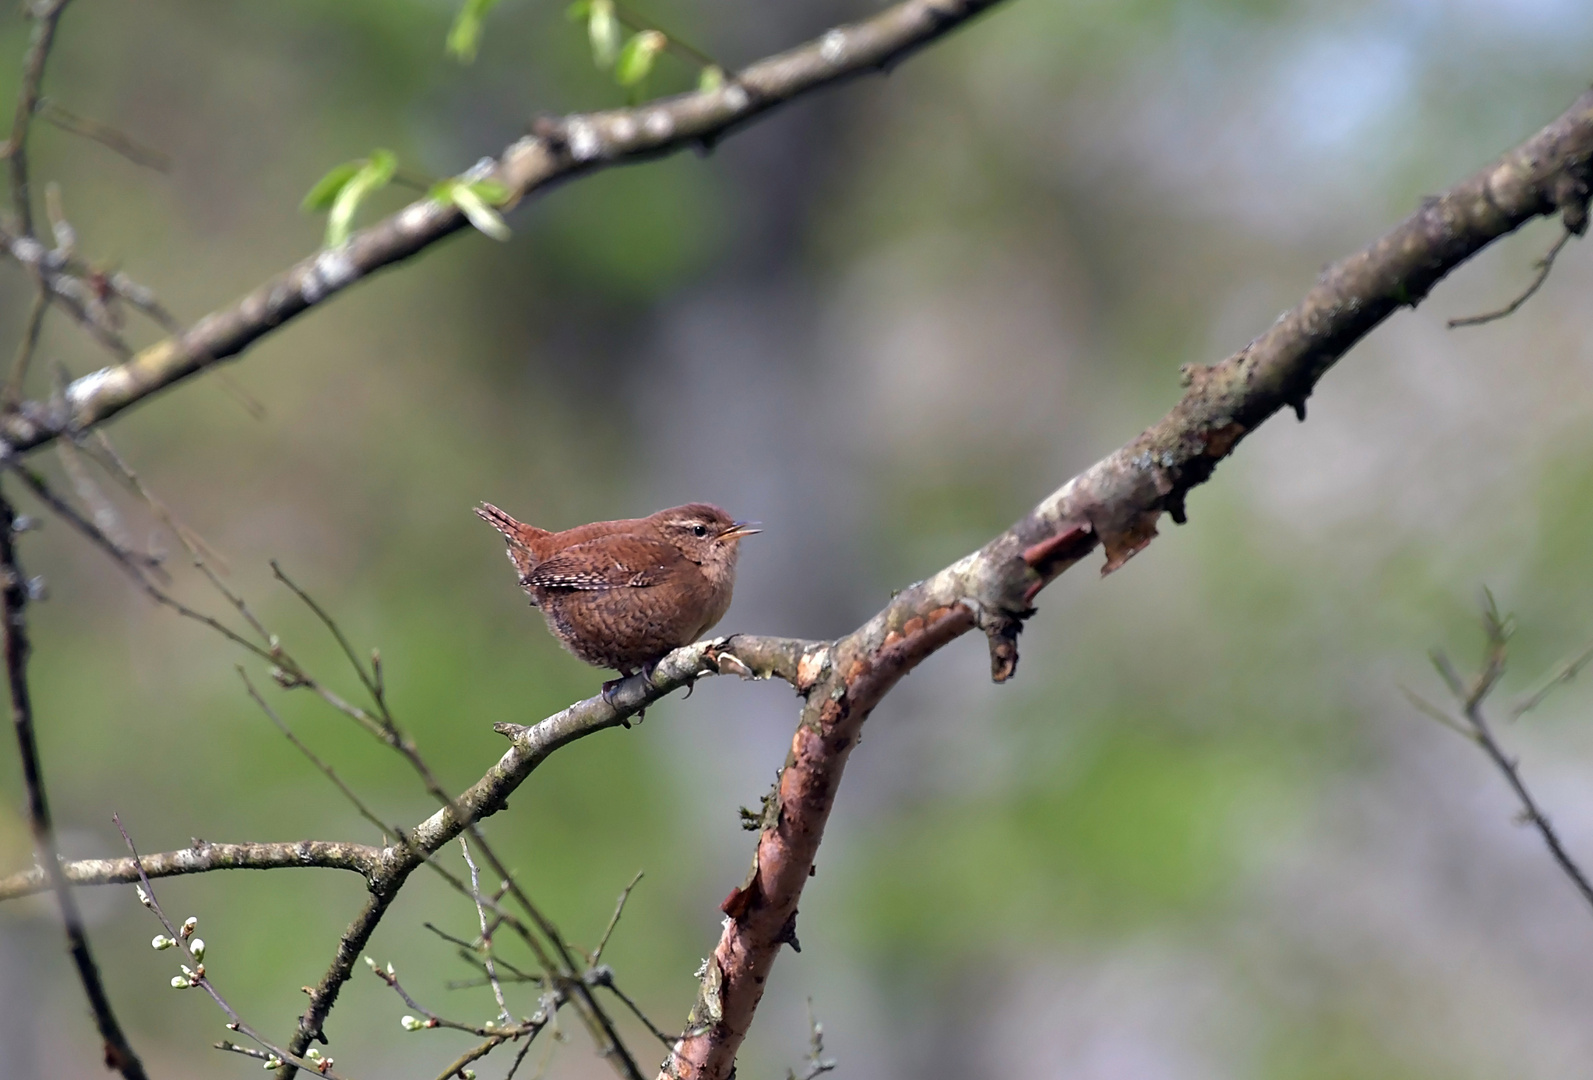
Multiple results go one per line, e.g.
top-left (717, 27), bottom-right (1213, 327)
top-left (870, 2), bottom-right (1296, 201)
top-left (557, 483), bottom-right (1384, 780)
top-left (656, 87), bottom-right (1593, 1080)
top-left (0, 838), bottom-right (381, 901)
top-left (281, 634), bottom-right (815, 1059)
top-left (0, 0), bottom-right (1005, 456)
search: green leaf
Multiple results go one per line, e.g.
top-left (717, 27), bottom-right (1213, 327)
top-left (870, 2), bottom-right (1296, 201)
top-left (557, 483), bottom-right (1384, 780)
top-left (615, 29), bottom-right (666, 87)
top-left (451, 184), bottom-right (512, 242)
top-left (447, 0), bottom-right (502, 63)
top-left (325, 149), bottom-right (396, 248)
top-left (565, 0), bottom-right (592, 20)
top-left (697, 65), bottom-right (725, 93)
top-left (300, 161), bottom-right (362, 213)
top-left (466, 180), bottom-right (510, 205)
top-left (426, 178), bottom-right (513, 240)
top-left (588, 0), bottom-right (620, 69)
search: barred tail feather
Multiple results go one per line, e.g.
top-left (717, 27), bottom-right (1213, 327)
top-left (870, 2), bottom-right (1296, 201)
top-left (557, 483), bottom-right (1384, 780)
top-left (475, 502), bottom-right (548, 596)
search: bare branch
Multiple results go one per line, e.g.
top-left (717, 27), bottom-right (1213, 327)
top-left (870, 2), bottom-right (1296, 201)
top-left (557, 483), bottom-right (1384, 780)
top-left (1417, 611), bottom-right (1593, 915)
top-left (1512, 641), bottom-right (1593, 719)
top-left (0, 838), bottom-right (380, 901)
top-left (656, 86), bottom-right (1593, 1080)
top-left (1, 0), bottom-right (73, 236)
top-left (9, 463), bottom-right (272, 661)
top-left (5, 287), bottom-right (48, 404)
top-left (35, 97), bottom-right (170, 172)
top-left (0, 485), bottom-right (149, 1079)
top-left (591, 870), bottom-right (644, 966)
top-left (460, 838), bottom-right (512, 1025)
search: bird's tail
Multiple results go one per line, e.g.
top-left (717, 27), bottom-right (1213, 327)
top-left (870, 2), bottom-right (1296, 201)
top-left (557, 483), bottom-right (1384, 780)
top-left (474, 502), bottom-right (549, 543)
top-left (475, 502), bottom-right (549, 590)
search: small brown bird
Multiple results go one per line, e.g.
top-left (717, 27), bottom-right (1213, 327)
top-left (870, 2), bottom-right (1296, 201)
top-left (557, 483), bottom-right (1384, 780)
top-left (476, 501), bottom-right (760, 677)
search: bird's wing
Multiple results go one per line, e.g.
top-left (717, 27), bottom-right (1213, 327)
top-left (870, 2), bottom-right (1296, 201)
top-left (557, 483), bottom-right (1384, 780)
top-left (524, 535), bottom-right (683, 591)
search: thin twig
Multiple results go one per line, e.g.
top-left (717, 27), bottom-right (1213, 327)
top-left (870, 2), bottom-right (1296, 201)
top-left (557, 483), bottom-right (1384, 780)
top-left (113, 814), bottom-right (348, 1077)
top-left (35, 97), bottom-right (170, 171)
top-left (784, 999), bottom-right (836, 1080)
top-left (461, 837), bottom-right (512, 1025)
top-left (5, 287), bottom-right (48, 404)
top-left (1414, 608), bottom-right (1593, 914)
top-left (272, 559), bottom-right (384, 712)
top-left (56, 433), bottom-right (134, 555)
top-left (2, 0), bottom-right (74, 236)
top-left (0, 486), bottom-right (148, 1079)
top-left (9, 463), bottom-right (270, 660)
top-left (367, 956), bottom-right (537, 1039)
top-left (586, 967), bottom-right (673, 1049)
top-left (431, 1035), bottom-right (512, 1080)
top-left (1512, 642), bottom-right (1593, 720)
top-left (1448, 229), bottom-right (1574, 328)
top-left (591, 870), bottom-right (644, 965)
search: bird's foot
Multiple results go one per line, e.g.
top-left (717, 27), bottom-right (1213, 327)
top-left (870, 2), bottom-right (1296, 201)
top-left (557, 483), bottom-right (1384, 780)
top-left (603, 669), bottom-right (652, 727)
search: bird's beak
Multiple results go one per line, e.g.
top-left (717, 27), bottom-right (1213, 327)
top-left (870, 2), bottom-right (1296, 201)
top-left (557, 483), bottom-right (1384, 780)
top-left (719, 520), bottom-right (762, 540)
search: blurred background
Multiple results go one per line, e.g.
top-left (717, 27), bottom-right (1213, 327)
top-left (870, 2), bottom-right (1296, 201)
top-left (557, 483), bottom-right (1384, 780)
top-left (2, 0), bottom-right (1593, 1076)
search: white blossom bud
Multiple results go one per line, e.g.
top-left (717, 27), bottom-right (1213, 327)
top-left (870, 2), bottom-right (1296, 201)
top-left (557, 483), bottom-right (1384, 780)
top-left (170, 976), bottom-right (190, 989)
top-left (264, 1056), bottom-right (282, 1069)
top-left (180, 916), bottom-right (198, 938)
top-left (189, 939), bottom-right (205, 961)
top-left (152, 935), bottom-right (174, 950)
top-left (136, 886), bottom-right (151, 907)
top-left (400, 1015), bottom-right (425, 1031)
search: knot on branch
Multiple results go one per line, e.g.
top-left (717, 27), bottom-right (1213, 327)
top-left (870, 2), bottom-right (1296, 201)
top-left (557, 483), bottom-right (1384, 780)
top-left (1550, 170), bottom-right (1590, 235)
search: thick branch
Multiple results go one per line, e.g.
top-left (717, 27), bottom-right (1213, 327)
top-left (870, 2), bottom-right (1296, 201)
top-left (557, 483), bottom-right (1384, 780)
top-left (656, 87), bottom-right (1593, 1080)
top-left (0, 838), bottom-right (381, 901)
top-left (0, 0), bottom-right (1004, 455)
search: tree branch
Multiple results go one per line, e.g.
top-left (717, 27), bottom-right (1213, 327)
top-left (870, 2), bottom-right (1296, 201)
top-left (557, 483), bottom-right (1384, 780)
top-left (0, 0), bottom-right (1005, 456)
top-left (1, 0), bottom-right (72, 236)
top-left (280, 633), bottom-right (815, 1063)
top-left (0, 838), bottom-right (381, 901)
top-left (655, 86), bottom-right (1593, 1080)
top-left (0, 485), bottom-right (149, 1080)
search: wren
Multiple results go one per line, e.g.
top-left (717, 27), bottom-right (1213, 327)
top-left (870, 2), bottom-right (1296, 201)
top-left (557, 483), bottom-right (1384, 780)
top-left (476, 501), bottom-right (760, 677)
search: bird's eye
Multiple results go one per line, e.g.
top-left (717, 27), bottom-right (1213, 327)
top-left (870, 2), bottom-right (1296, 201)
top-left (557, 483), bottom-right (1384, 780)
top-left (692, 524), bottom-right (709, 538)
